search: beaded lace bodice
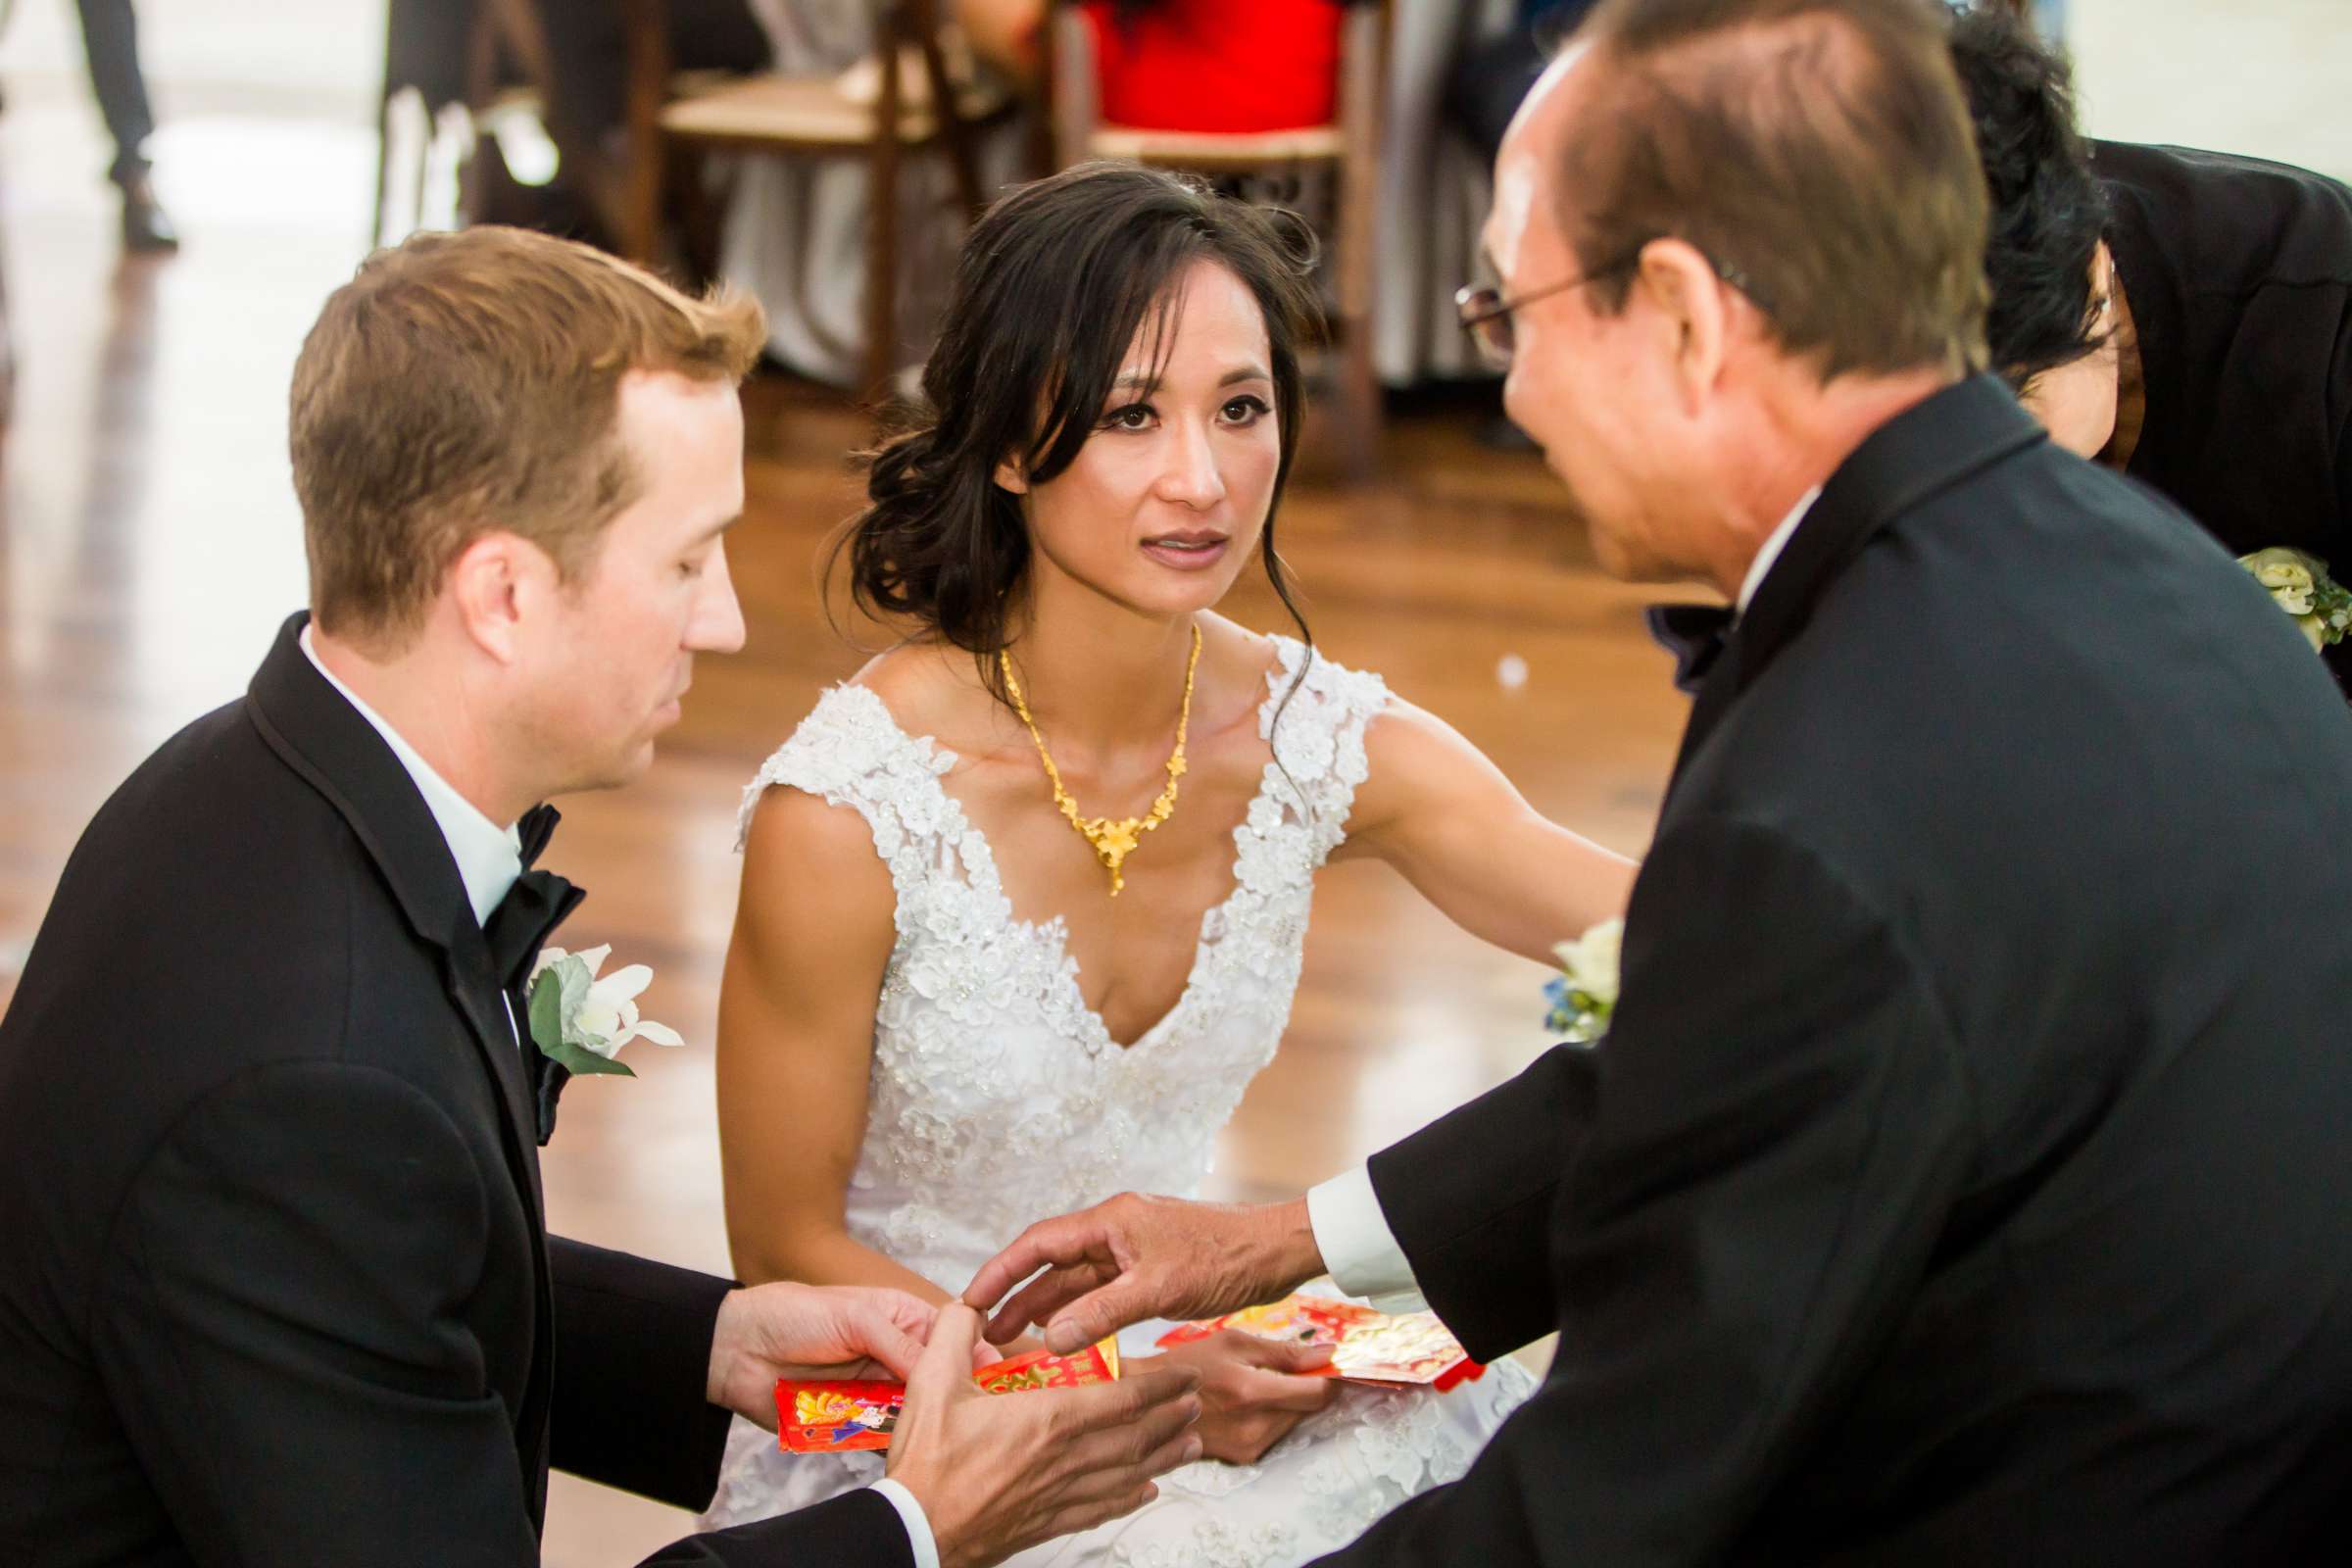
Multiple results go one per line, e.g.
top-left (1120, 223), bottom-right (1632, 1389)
top-left (735, 636), bottom-right (1389, 1294)
top-left (710, 636), bottom-right (1541, 1566)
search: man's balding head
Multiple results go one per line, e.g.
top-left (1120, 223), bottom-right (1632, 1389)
top-left (1518, 0), bottom-right (1989, 379)
top-left (1482, 0), bottom-right (1993, 595)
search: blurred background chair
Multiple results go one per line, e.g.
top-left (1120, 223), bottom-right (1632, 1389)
top-left (622, 0), bottom-right (1011, 407)
top-left (1044, 0), bottom-right (1390, 480)
top-left (374, 0), bottom-right (1017, 408)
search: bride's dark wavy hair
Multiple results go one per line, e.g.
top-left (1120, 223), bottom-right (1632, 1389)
top-left (834, 162), bottom-right (1324, 704)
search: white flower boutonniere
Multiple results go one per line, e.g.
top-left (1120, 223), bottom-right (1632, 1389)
top-left (2238, 547), bottom-right (2352, 652)
top-left (1544, 916), bottom-right (1623, 1045)
top-left (525, 944), bottom-right (684, 1077)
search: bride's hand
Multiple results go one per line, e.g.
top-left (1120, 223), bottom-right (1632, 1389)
top-left (1128, 1332), bottom-right (1336, 1465)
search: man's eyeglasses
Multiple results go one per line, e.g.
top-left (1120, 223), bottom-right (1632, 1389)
top-left (1455, 249), bottom-right (1763, 370)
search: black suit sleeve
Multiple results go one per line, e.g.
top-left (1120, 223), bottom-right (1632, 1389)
top-left (644, 1489), bottom-right (916, 1565)
top-left (92, 1060), bottom-right (913, 1567)
top-left (1366, 1045), bottom-right (1595, 1359)
top-left (1316, 817), bottom-right (1977, 1566)
top-left (548, 1236), bottom-right (736, 1509)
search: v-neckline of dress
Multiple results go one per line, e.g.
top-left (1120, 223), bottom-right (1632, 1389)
top-left (846, 654), bottom-right (1294, 1054)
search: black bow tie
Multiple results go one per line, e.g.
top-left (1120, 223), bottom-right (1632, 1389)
top-left (1646, 603), bottom-right (1738, 695)
top-left (480, 804), bottom-right (585, 1145)
top-left (483, 868), bottom-right (582, 999)
top-left (517, 799), bottom-right (562, 871)
top-left (483, 805), bottom-right (580, 990)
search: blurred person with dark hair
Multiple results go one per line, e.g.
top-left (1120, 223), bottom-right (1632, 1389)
top-left (71, 0), bottom-right (174, 252)
top-left (1952, 2), bottom-right (2352, 684)
top-left (1948, 1), bottom-right (2108, 434)
top-left (956, 0), bottom-right (1348, 130)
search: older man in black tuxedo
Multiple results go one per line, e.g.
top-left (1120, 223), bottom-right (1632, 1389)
top-left (960, 0), bottom-right (2352, 1562)
top-left (0, 227), bottom-right (1200, 1568)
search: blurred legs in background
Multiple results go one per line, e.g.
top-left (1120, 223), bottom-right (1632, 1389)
top-left (73, 0), bottom-right (175, 252)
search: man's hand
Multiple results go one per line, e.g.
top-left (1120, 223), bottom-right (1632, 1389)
top-left (707, 1282), bottom-right (935, 1427)
top-left (888, 1303), bottom-right (1204, 1568)
top-left (960, 1192), bottom-right (1325, 1353)
top-left (1133, 1331), bottom-right (1335, 1465)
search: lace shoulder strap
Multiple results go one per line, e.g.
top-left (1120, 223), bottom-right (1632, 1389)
top-left (735, 684), bottom-right (959, 882)
top-left (1260, 637), bottom-right (1391, 864)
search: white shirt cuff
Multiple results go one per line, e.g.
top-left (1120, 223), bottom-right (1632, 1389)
top-left (1306, 1166), bottom-right (1428, 1312)
top-left (868, 1478), bottom-right (940, 1568)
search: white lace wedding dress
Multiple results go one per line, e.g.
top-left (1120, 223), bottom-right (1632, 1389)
top-left (699, 637), bottom-right (1535, 1566)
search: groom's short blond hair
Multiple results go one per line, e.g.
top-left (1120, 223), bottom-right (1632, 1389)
top-left (291, 226), bottom-right (764, 652)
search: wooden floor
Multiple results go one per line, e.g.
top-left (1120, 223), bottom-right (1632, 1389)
top-left (0, 106), bottom-right (1694, 1566)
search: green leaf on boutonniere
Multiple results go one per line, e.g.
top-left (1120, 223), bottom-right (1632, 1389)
top-left (526, 962), bottom-right (636, 1078)
top-left (538, 1035), bottom-right (637, 1077)
top-left (527, 965), bottom-right (566, 1053)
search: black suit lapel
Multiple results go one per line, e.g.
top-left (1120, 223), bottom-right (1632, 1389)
top-left (1669, 376), bottom-right (2048, 796)
top-left (244, 614), bottom-right (554, 1172)
top-left (242, 612), bottom-right (563, 1516)
top-left (439, 933), bottom-right (561, 1523)
top-left (445, 940), bottom-right (548, 1207)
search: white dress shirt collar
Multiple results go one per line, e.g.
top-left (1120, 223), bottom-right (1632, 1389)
top-left (300, 624), bottom-right (522, 929)
top-left (1737, 484), bottom-right (1825, 616)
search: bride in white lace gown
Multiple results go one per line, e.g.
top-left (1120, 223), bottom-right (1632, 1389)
top-left (700, 166), bottom-right (1636, 1566)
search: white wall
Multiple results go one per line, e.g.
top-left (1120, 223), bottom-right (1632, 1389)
top-left (2064, 0), bottom-right (2351, 180)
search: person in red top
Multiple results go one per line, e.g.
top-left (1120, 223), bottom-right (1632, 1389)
top-left (957, 0), bottom-right (1347, 131)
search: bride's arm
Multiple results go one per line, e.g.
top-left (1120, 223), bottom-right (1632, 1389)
top-left (1329, 697), bottom-right (1641, 963)
top-left (716, 786), bottom-right (956, 1308)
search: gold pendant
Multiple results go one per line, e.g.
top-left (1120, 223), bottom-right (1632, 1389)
top-left (1083, 817), bottom-right (1145, 895)
top-left (1002, 625), bottom-right (1201, 898)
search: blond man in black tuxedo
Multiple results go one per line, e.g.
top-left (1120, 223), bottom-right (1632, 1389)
top-left (0, 227), bottom-right (1200, 1568)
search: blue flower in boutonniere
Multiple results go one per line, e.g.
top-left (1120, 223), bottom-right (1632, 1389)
top-left (1543, 917), bottom-right (1622, 1046)
top-left (525, 944), bottom-right (684, 1077)
top-left (2239, 548), bottom-right (2352, 652)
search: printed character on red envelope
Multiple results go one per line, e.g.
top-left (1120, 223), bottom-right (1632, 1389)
top-left (1156, 1294), bottom-right (1485, 1392)
top-left (779, 1380), bottom-right (906, 1453)
top-left (776, 1340), bottom-right (1121, 1453)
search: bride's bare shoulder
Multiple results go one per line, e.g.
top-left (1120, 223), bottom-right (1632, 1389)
top-left (837, 640), bottom-right (986, 733)
top-left (1199, 613), bottom-right (1293, 689)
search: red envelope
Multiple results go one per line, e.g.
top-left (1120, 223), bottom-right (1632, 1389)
top-left (1155, 1294), bottom-right (1485, 1392)
top-left (776, 1340), bottom-right (1122, 1453)
top-left (972, 1338), bottom-right (1121, 1394)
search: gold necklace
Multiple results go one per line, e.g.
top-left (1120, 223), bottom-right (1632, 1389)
top-left (1001, 624), bottom-right (1201, 897)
